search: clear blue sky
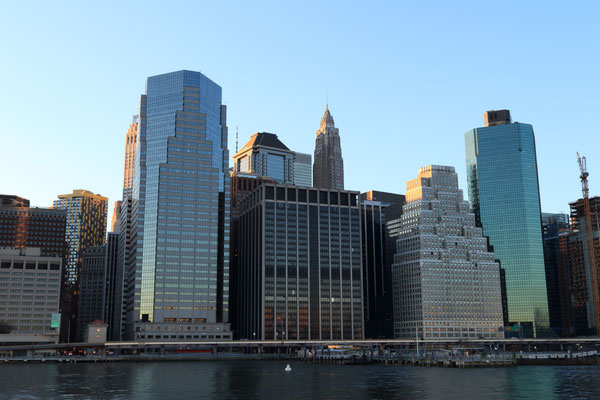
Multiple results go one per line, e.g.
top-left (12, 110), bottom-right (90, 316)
top-left (1, 1), bottom-right (598, 224)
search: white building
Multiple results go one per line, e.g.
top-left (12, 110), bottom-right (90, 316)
top-left (392, 165), bottom-right (504, 339)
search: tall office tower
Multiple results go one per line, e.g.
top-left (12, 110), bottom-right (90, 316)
top-left (53, 190), bottom-right (108, 285)
top-left (542, 213), bottom-right (573, 337)
top-left (78, 246), bottom-right (106, 340)
top-left (0, 195), bottom-right (67, 257)
top-left (77, 233), bottom-right (120, 341)
top-left (0, 248), bottom-right (62, 342)
top-left (228, 172), bottom-right (275, 337)
top-left (359, 190), bottom-right (405, 338)
top-left (392, 165), bottom-right (504, 340)
top-left (104, 232), bottom-right (120, 341)
top-left (129, 70), bottom-right (231, 341)
top-left (293, 152), bottom-right (312, 187)
top-left (233, 132), bottom-right (295, 183)
top-left (313, 105), bottom-right (344, 190)
top-left (568, 197), bottom-right (600, 335)
top-left (110, 201), bottom-right (122, 233)
top-left (122, 119), bottom-right (139, 196)
top-left (237, 183), bottom-right (363, 340)
top-left (465, 110), bottom-right (550, 337)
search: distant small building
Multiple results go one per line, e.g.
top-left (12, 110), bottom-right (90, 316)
top-left (85, 320), bottom-right (108, 344)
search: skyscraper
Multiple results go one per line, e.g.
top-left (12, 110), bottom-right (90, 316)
top-left (465, 110), bottom-right (550, 337)
top-left (233, 132), bottom-right (295, 184)
top-left (359, 190), bottom-right (405, 338)
top-left (129, 70), bottom-right (231, 341)
top-left (293, 152), bottom-right (312, 187)
top-left (122, 118), bottom-right (139, 196)
top-left (568, 197), bottom-right (600, 335)
top-left (237, 183), bottom-right (363, 340)
top-left (53, 190), bottom-right (108, 285)
top-left (542, 212), bottom-right (572, 336)
top-left (392, 165), bottom-right (504, 339)
top-left (313, 105), bottom-right (344, 190)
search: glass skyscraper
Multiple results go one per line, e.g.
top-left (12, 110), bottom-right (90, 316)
top-left (129, 70), bottom-right (231, 341)
top-left (465, 110), bottom-right (550, 337)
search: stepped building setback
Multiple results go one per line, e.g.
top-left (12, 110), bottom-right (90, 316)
top-left (129, 70), bottom-right (232, 341)
top-left (392, 165), bottom-right (504, 340)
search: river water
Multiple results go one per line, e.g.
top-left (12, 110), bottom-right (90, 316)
top-left (0, 361), bottom-right (599, 399)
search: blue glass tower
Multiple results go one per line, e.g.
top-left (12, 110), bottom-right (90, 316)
top-left (128, 70), bottom-right (231, 340)
top-left (465, 110), bottom-right (550, 337)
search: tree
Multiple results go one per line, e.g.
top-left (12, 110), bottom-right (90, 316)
top-left (0, 320), bottom-right (13, 334)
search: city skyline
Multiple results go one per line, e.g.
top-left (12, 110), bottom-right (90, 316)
top-left (2, 2), bottom-right (599, 225)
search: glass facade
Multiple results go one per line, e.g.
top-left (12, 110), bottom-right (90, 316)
top-left (293, 152), bottom-right (312, 187)
top-left (237, 184), bottom-right (363, 340)
top-left (465, 122), bottom-right (550, 337)
top-left (131, 70), bottom-right (231, 339)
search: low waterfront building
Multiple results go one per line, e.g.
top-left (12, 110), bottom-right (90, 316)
top-left (392, 165), bottom-right (504, 340)
top-left (237, 183), bottom-right (364, 340)
top-left (0, 248), bottom-right (62, 341)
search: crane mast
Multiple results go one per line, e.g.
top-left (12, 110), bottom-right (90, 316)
top-left (577, 152), bottom-right (600, 337)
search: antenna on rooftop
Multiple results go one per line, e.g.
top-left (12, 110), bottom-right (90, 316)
top-left (235, 126), bottom-right (239, 153)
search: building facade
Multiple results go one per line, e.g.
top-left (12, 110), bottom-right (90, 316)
top-left (0, 196), bottom-right (67, 257)
top-left (233, 132), bottom-right (295, 184)
top-left (392, 166), bottom-right (504, 340)
top-left (0, 248), bottom-right (62, 336)
top-left (542, 213), bottom-right (573, 336)
top-left (78, 245), bottom-right (106, 340)
top-left (359, 190), bottom-right (405, 338)
top-left (129, 70), bottom-right (231, 341)
top-left (465, 110), bottom-right (550, 337)
top-left (293, 152), bottom-right (312, 187)
top-left (237, 183), bottom-right (363, 340)
top-left (52, 190), bottom-right (108, 285)
top-left (567, 197), bottom-right (600, 336)
top-left (313, 105), bottom-right (344, 190)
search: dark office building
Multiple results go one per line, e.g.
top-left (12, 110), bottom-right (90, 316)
top-left (78, 246), bottom-right (107, 341)
top-left (229, 172), bottom-right (275, 337)
top-left (238, 183), bottom-right (364, 340)
top-left (541, 213), bottom-right (572, 337)
top-left (359, 190), bottom-right (404, 338)
top-left (0, 195), bottom-right (67, 257)
top-left (104, 232), bottom-right (120, 341)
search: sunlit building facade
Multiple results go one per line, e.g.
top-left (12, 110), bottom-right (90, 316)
top-left (465, 110), bottom-right (550, 337)
top-left (129, 70), bottom-right (231, 341)
top-left (53, 190), bottom-right (108, 285)
top-left (237, 183), bottom-right (363, 340)
top-left (313, 105), bottom-right (344, 190)
top-left (392, 166), bottom-right (504, 339)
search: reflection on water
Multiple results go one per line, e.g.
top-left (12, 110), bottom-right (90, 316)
top-left (1, 361), bottom-right (599, 399)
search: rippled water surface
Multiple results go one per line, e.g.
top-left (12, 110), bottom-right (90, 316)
top-left (1, 361), bottom-right (599, 399)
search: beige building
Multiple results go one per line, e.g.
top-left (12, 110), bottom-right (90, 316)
top-left (0, 248), bottom-right (62, 338)
top-left (392, 166), bottom-right (504, 339)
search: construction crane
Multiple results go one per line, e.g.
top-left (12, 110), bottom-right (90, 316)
top-left (577, 152), bottom-right (600, 336)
